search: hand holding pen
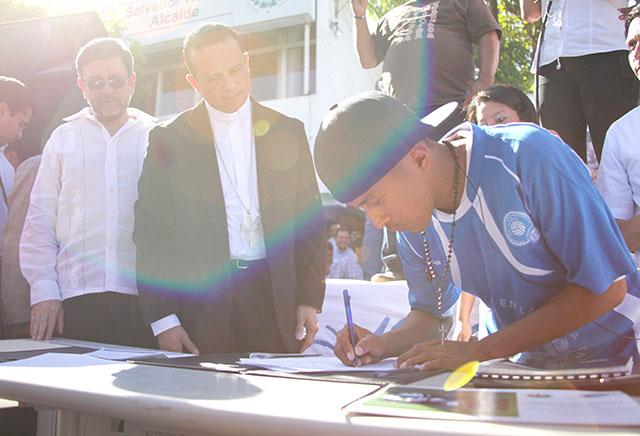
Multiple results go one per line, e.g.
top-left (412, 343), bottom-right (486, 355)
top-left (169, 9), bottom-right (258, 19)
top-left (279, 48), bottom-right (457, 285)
top-left (334, 290), bottom-right (386, 366)
top-left (343, 290), bottom-right (360, 366)
top-left (333, 323), bottom-right (387, 366)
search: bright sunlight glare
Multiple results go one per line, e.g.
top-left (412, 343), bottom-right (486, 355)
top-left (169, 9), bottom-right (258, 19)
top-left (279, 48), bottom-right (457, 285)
top-left (22, 0), bottom-right (120, 16)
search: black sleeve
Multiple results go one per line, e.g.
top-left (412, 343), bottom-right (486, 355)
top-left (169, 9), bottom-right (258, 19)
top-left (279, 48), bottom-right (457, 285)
top-left (293, 122), bottom-right (326, 311)
top-left (133, 127), bottom-right (181, 326)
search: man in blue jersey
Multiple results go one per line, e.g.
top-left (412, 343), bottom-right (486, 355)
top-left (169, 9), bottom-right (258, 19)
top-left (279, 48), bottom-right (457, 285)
top-left (314, 91), bottom-right (640, 370)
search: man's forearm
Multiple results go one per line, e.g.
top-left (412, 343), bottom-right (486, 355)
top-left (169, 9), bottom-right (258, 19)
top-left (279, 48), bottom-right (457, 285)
top-left (458, 292), bottom-right (476, 323)
top-left (477, 281), bottom-right (627, 360)
top-left (381, 310), bottom-right (441, 357)
top-left (353, 17), bottom-right (378, 69)
top-left (476, 31), bottom-right (500, 87)
top-left (519, 0), bottom-right (542, 22)
top-left (617, 217), bottom-right (640, 252)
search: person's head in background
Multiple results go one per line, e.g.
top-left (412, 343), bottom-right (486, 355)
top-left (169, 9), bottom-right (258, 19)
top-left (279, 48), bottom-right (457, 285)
top-left (327, 221), bottom-right (340, 239)
top-left (335, 228), bottom-right (351, 252)
top-left (466, 84), bottom-right (537, 126)
top-left (0, 76), bottom-right (33, 146)
top-left (625, 4), bottom-right (640, 81)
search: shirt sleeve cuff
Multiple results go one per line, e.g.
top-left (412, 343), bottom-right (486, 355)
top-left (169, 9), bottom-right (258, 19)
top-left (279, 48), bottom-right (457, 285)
top-left (30, 280), bottom-right (62, 305)
top-left (151, 314), bottom-right (181, 337)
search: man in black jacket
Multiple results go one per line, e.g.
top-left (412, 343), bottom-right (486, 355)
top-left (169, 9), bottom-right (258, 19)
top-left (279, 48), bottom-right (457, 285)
top-left (134, 23), bottom-right (325, 354)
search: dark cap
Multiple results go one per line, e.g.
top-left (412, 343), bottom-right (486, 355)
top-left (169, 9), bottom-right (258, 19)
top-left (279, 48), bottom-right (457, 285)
top-left (314, 91), bottom-right (460, 203)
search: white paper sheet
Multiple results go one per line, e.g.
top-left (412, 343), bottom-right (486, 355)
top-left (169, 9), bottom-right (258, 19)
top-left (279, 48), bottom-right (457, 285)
top-left (0, 353), bottom-right (118, 367)
top-left (516, 390), bottom-right (640, 426)
top-left (0, 339), bottom-right (70, 353)
top-left (239, 355), bottom-right (399, 373)
top-left (88, 348), bottom-right (192, 361)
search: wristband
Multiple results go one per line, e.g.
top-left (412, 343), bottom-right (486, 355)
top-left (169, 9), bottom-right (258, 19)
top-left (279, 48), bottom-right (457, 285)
top-left (354, 15), bottom-right (365, 20)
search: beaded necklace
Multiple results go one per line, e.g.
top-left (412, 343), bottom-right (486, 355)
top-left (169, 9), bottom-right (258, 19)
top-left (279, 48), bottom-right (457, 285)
top-left (420, 140), bottom-right (461, 345)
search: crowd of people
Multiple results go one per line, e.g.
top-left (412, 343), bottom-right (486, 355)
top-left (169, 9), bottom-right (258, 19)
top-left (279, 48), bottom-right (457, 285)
top-left (0, 0), bottom-right (638, 376)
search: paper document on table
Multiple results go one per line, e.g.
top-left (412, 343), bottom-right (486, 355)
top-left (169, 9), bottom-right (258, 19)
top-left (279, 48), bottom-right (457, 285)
top-left (88, 348), bottom-right (193, 361)
top-left (0, 339), bottom-right (70, 353)
top-left (0, 353), bottom-right (120, 367)
top-left (239, 355), bottom-right (399, 373)
top-left (345, 386), bottom-right (640, 426)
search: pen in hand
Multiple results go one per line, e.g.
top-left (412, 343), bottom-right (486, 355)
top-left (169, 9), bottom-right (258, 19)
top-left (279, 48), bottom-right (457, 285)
top-left (343, 289), bottom-right (360, 367)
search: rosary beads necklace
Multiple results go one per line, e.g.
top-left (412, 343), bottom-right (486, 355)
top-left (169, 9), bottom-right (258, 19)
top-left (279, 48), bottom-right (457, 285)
top-left (421, 140), bottom-right (461, 345)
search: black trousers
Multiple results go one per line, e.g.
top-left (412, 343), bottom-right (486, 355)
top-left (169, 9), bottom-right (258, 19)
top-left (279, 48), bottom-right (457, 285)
top-left (62, 292), bottom-right (155, 348)
top-left (539, 50), bottom-right (639, 163)
top-left (229, 259), bottom-right (287, 353)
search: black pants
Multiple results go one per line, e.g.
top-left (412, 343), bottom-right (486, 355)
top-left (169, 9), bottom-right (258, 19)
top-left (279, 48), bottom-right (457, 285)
top-left (229, 259), bottom-right (287, 353)
top-left (62, 292), bottom-right (155, 348)
top-left (539, 50), bottom-right (639, 162)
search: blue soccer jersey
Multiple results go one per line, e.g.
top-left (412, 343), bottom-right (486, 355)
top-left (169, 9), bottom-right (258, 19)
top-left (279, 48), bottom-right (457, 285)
top-left (397, 123), bottom-right (640, 364)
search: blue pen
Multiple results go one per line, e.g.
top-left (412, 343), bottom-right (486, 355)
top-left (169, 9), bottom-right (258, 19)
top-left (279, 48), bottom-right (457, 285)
top-left (343, 289), bottom-right (359, 367)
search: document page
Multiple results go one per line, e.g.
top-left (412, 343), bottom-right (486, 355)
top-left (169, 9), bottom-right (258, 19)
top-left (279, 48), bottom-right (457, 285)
top-left (0, 339), bottom-right (70, 353)
top-left (239, 355), bottom-right (399, 373)
top-left (0, 353), bottom-right (118, 367)
top-left (88, 348), bottom-right (193, 361)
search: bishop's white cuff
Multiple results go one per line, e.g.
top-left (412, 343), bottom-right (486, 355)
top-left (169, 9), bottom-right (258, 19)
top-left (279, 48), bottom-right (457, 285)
top-left (150, 313), bottom-right (181, 337)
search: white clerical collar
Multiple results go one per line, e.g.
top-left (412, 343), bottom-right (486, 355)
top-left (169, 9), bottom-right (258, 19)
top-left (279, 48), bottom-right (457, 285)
top-left (205, 97), bottom-right (251, 123)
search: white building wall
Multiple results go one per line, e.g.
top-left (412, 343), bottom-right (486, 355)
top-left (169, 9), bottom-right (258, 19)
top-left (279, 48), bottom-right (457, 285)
top-left (264, 1), bottom-right (381, 150)
top-left (111, 1), bottom-right (382, 195)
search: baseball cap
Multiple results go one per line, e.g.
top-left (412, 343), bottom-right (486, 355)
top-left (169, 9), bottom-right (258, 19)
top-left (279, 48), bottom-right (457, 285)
top-left (314, 91), bottom-right (460, 203)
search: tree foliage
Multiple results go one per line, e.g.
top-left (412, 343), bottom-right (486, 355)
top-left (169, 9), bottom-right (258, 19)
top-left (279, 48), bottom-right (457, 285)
top-left (0, 0), bottom-right (46, 23)
top-left (366, 0), bottom-right (539, 91)
top-left (494, 0), bottom-right (539, 91)
top-left (0, 0), bottom-right (153, 109)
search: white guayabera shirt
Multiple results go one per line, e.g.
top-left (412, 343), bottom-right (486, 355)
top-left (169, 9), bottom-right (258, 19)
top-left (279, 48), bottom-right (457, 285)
top-left (538, 0), bottom-right (629, 67)
top-left (20, 107), bottom-right (155, 305)
top-left (596, 107), bottom-right (640, 266)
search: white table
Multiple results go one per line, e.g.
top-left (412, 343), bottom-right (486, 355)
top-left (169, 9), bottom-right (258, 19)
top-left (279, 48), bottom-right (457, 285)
top-left (0, 339), bottom-right (638, 436)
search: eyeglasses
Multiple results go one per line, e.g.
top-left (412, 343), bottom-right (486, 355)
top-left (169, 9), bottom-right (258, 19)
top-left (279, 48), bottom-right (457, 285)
top-left (84, 76), bottom-right (128, 90)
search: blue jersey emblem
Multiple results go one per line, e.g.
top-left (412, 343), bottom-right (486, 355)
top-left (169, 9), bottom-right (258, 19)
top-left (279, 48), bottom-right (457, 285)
top-left (503, 211), bottom-right (540, 247)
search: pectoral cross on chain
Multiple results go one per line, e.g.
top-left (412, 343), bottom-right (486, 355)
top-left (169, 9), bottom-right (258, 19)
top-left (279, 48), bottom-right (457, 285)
top-left (241, 213), bottom-right (261, 248)
top-left (438, 317), bottom-right (447, 346)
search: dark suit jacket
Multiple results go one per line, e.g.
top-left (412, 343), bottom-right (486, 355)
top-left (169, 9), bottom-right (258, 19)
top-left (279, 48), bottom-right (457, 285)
top-left (133, 99), bottom-right (326, 353)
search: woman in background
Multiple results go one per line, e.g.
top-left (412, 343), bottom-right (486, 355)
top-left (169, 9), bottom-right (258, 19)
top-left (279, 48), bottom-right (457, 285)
top-left (456, 84), bottom-right (538, 341)
top-left (466, 84), bottom-right (537, 126)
